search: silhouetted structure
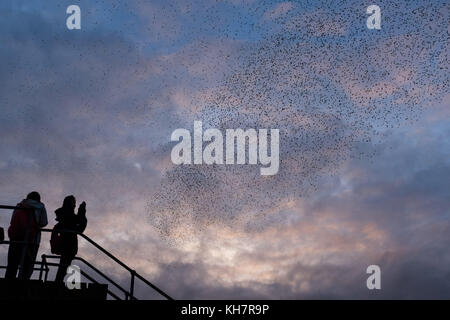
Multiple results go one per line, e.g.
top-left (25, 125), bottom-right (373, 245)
top-left (0, 203), bottom-right (173, 300)
top-left (0, 279), bottom-right (107, 300)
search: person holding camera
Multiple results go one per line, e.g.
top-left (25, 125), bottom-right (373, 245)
top-left (53, 195), bottom-right (87, 283)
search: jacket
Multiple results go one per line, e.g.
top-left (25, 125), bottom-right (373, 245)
top-left (54, 205), bottom-right (87, 256)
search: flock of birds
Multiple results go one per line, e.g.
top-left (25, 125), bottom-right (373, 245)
top-left (146, 0), bottom-right (449, 243)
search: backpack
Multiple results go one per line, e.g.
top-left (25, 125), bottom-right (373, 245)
top-left (50, 223), bottom-right (63, 255)
top-left (8, 204), bottom-right (37, 241)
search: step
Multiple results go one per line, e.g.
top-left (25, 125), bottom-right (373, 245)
top-left (0, 279), bottom-right (108, 300)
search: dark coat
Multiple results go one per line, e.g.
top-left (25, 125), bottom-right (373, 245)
top-left (54, 206), bottom-right (87, 256)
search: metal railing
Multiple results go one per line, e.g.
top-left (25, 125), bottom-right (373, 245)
top-left (0, 204), bottom-right (174, 300)
top-left (36, 256), bottom-right (123, 300)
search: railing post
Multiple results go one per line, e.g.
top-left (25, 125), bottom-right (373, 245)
top-left (44, 263), bottom-right (49, 282)
top-left (43, 254), bottom-right (49, 282)
top-left (130, 270), bottom-right (136, 300)
top-left (39, 254), bottom-right (45, 281)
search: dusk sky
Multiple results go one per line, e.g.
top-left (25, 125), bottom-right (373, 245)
top-left (0, 0), bottom-right (449, 299)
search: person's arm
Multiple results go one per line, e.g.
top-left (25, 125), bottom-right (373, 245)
top-left (39, 205), bottom-right (48, 228)
top-left (78, 216), bottom-right (87, 233)
top-left (76, 202), bottom-right (88, 233)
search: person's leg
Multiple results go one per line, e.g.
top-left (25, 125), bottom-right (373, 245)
top-left (19, 244), bottom-right (39, 280)
top-left (55, 254), bottom-right (74, 283)
top-left (5, 243), bottom-right (22, 279)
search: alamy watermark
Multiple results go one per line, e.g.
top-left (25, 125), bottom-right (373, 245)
top-left (170, 121), bottom-right (280, 176)
top-left (366, 265), bottom-right (381, 290)
top-left (66, 5), bottom-right (81, 30)
top-left (65, 264), bottom-right (81, 290)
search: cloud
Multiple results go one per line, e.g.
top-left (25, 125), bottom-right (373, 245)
top-left (0, 0), bottom-right (449, 299)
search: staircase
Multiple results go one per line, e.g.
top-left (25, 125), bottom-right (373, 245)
top-left (0, 205), bottom-right (174, 300)
top-left (0, 279), bottom-right (108, 300)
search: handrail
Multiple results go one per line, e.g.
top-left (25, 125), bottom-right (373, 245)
top-left (78, 269), bottom-right (121, 300)
top-left (1, 204), bottom-right (174, 300)
top-left (40, 228), bottom-right (173, 300)
top-left (43, 254), bottom-right (133, 300)
top-left (41, 228), bottom-right (133, 272)
top-left (0, 205), bottom-right (27, 210)
top-left (37, 259), bottom-right (122, 300)
top-left (0, 261), bottom-right (121, 300)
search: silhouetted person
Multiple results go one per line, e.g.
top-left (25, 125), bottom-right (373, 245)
top-left (54, 195), bottom-right (87, 283)
top-left (5, 191), bottom-right (48, 279)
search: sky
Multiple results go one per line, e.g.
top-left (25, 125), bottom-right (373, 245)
top-left (0, 0), bottom-right (449, 299)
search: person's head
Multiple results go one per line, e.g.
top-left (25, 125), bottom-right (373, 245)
top-left (26, 191), bottom-right (41, 203)
top-left (63, 195), bottom-right (76, 209)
